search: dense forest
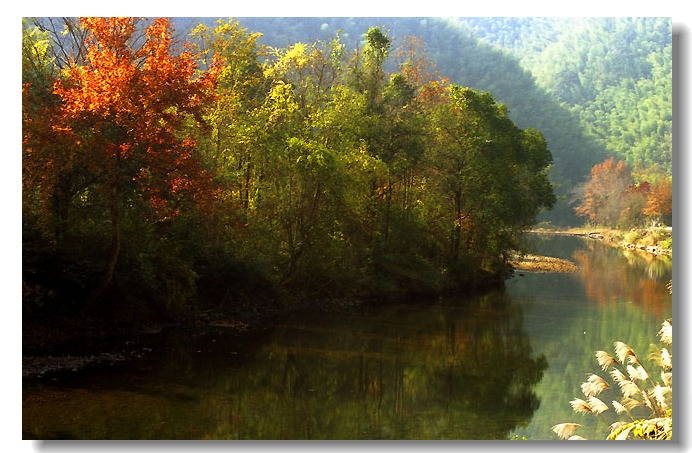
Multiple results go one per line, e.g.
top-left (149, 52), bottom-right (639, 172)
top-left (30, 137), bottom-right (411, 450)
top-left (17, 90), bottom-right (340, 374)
top-left (189, 16), bottom-right (671, 226)
top-left (22, 17), bottom-right (556, 323)
top-left (22, 16), bottom-right (672, 325)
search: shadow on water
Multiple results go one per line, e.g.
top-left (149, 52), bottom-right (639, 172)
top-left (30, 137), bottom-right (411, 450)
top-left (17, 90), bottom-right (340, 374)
top-left (23, 289), bottom-right (547, 440)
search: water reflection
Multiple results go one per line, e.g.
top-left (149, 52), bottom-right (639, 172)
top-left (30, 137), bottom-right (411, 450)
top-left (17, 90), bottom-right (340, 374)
top-left (523, 233), bottom-right (672, 318)
top-left (508, 234), bottom-right (672, 440)
top-left (200, 290), bottom-right (547, 439)
top-left (23, 290), bottom-right (547, 440)
top-left (24, 234), bottom-right (671, 440)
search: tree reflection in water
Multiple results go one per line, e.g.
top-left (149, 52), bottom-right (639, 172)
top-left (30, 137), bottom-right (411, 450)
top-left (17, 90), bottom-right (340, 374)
top-left (23, 234), bottom-right (673, 440)
top-left (207, 290), bottom-right (547, 439)
top-left (571, 240), bottom-right (671, 318)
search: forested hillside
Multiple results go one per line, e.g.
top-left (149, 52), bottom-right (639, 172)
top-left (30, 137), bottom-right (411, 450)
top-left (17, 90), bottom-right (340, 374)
top-left (456, 17), bottom-right (673, 176)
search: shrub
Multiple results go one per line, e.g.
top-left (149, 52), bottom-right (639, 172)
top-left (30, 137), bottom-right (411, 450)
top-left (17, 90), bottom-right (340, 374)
top-left (622, 229), bottom-right (643, 245)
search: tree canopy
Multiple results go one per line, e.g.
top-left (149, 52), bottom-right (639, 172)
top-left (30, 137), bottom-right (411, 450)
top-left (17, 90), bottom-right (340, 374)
top-left (24, 16), bottom-right (673, 324)
top-left (194, 17), bottom-right (671, 226)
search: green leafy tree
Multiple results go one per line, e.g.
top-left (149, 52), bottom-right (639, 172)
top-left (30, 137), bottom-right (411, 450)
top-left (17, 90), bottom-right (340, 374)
top-left (424, 85), bottom-right (555, 278)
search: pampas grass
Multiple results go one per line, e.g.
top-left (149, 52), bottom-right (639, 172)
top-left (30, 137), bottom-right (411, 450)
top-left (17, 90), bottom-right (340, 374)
top-left (595, 350), bottom-right (616, 371)
top-left (580, 374), bottom-right (609, 397)
top-left (552, 318), bottom-right (673, 440)
top-left (551, 423), bottom-right (582, 440)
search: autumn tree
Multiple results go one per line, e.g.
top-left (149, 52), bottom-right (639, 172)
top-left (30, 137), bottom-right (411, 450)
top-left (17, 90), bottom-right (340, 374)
top-left (643, 177), bottom-right (673, 226)
top-left (395, 35), bottom-right (446, 89)
top-left (24, 17), bottom-right (221, 311)
top-left (620, 181), bottom-right (650, 227)
top-left (574, 157), bottom-right (633, 227)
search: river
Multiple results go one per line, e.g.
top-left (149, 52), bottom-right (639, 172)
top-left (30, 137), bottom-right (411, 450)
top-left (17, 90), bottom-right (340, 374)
top-left (22, 234), bottom-right (673, 440)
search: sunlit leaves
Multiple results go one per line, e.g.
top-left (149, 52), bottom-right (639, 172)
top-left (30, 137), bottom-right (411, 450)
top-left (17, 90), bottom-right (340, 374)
top-left (49, 17), bottom-right (221, 221)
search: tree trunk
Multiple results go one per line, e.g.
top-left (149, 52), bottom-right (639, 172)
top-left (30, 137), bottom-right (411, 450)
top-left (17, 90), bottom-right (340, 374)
top-left (84, 195), bottom-right (121, 314)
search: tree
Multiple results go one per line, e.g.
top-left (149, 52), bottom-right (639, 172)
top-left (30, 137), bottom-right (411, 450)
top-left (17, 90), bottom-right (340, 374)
top-left (643, 178), bottom-right (673, 226)
top-left (574, 157), bottom-right (633, 227)
top-left (190, 19), bottom-right (267, 213)
top-left (395, 35), bottom-right (446, 89)
top-left (425, 85), bottom-right (555, 278)
top-left (26, 17), bottom-right (90, 71)
top-left (23, 18), bottom-right (564, 318)
top-left (351, 26), bottom-right (391, 111)
top-left (22, 19), bottom-right (71, 242)
top-left (25, 17), bottom-right (221, 311)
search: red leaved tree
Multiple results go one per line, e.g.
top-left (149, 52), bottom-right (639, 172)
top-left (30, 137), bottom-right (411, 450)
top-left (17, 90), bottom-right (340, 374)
top-left (27, 17), bottom-right (221, 309)
top-left (643, 177), bottom-right (673, 226)
top-left (574, 157), bottom-right (634, 227)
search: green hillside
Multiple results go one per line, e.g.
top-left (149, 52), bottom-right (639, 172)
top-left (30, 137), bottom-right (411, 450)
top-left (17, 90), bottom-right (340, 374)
top-left (456, 17), bottom-right (673, 175)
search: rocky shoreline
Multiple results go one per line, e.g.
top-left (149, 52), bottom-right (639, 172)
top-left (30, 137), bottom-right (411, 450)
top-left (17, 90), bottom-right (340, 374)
top-left (22, 353), bottom-right (128, 378)
top-left (530, 228), bottom-right (673, 256)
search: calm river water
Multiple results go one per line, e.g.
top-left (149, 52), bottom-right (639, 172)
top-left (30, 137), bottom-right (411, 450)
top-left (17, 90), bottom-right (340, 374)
top-left (22, 234), bottom-right (673, 440)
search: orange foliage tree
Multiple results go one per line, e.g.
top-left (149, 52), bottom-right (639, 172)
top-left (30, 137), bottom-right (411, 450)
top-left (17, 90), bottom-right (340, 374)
top-left (24, 17), bottom-right (221, 308)
top-left (643, 178), bottom-right (673, 226)
top-left (575, 157), bottom-right (672, 228)
top-left (395, 35), bottom-right (447, 89)
top-left (574, 157), bottom-right (635, 227)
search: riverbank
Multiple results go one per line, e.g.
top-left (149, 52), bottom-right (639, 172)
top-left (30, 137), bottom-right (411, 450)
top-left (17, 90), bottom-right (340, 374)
top-left (19, 252), bottom-right (570, 378)
top-left (530, 226), bottom-right (673, 256)
top-left (24, 226), bottom-right (669, 378)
